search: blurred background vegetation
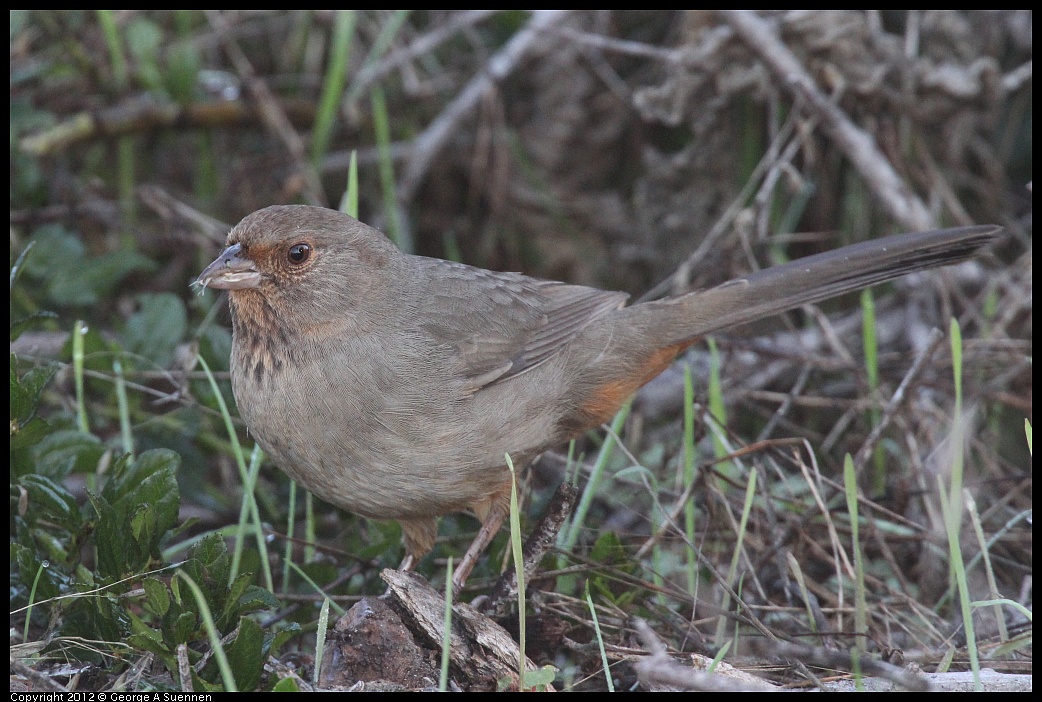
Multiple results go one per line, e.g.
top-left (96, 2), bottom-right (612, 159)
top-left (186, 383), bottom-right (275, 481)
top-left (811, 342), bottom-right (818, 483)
top-left (10, 10), bottom-right (1031, 692)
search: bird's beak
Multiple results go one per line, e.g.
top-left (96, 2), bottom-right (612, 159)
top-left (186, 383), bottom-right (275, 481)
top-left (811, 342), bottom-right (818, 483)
top-left (196, 243), bottom-right (262, 291)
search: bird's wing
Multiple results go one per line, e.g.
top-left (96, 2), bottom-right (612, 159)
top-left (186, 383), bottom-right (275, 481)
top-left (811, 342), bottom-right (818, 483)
top-left (416, 259), bottom-right (628, 394)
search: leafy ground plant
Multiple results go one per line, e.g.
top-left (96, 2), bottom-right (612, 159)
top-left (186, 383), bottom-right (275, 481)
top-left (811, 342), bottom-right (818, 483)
top-left (11, 10), bottom-right (1031, 692)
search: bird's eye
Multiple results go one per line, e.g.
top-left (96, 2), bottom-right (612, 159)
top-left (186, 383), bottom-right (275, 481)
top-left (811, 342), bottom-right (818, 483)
top-left (287, 243), bottom-right (312, 265)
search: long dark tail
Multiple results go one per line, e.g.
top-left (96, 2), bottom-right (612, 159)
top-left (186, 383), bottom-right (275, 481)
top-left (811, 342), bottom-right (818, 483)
top-left (642, 225), bottom-right (1000, 344)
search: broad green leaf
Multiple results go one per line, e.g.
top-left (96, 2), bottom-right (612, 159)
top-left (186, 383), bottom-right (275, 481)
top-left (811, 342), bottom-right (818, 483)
top-left (122, 293), bottom-right (187, 368)
top-left (63, 592), bottom-right (124, 650)
top-left (236, 585), bottom-right (279, 616)
top-left (87, 489), bottom-right (130, 579)
top-left (30, 429), bottom-right (105, 479)
top-left (10, 310), bottom-right (58, 342)
top-left (128, 632), bottom-right (176, 668)
top-left (223, 616), bottom-right (264, 691)
top-left (220, 572), bottom-right (255, 629)
top-left (268, 622), bottom-right (303, 658)
top-left (165, 40), bottom-right (201, 103)
top-left (172, 610), bottom-right (199, 645)
top-left (10, 416), bottom-right (51, 453)
top-left (16, 474), bottom-right (82, 531)
top-left (13, 541), bottom-right (62, 601)
top-left (10, 357), bottom-right (56, 423)
top-left (190, 533), bottom-right (231, 590)
top-left (92, 450), bottom-right (180, 578)
top-left (272, 676), bottom-right (300, 692)
top-left (25, 224), bottom-right (154, 306)
top-left (126, 18), bottom-right (164, 91)
top-left (143, 576), bottom-right (171, 616)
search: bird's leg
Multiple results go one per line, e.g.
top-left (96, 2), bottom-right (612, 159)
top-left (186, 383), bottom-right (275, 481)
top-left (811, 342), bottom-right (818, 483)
top-left (398, 517), bottom-right (438, 572)
top-left (453, 501), bottom-right (509, 591)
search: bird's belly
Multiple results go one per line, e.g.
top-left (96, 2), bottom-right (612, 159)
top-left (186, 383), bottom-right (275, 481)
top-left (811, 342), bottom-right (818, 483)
top-left (231, 363), bottom-right (523, 521)
top-left (228, 327), bottom-right (577, 523)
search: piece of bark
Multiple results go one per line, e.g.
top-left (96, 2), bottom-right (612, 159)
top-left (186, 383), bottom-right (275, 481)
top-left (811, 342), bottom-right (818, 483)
top-left (321, 569), bottom-right (552, 692)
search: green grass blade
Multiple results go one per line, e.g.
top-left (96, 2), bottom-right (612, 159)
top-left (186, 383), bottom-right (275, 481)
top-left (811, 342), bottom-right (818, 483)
top-left (506, 453), bottom-right (527, 689)
top-left (339, 150), bottom-right (359, 217)
top-left (560, 400), bottom-right (632, 552)
top-left (282, 481), bottom-right (297, 595)
top-left (936, 473), bottom-right (981, 691)
top-left (286, 561), bottom-right (346, 616)
top-left (844, 454), bottom-right (868, 652)
top-left (439, 557), bottom-right (454, 692)
top-left (584, 580), bottom-right (614, 692)
top-left (714, 468), bottom-right (756, 647)
top-left (73, 320), bottom-right (89, 434)
top-left (178, 571), bottom-right (237, 691)
top-left (683, 365), bottom-right (698, 596)
top-left (197, 355), bottom-right (273, 591)
top-left (311, 11), bottom-right (356, 168)
top-left (948, 318), bottom-right (965, 521)
top-left (313, 596), bottom-right (331, 685)
top-left (112, 357), bottom-right (134, 457)
top-left (370, 85), bottom-right (407, 251)
top-left (861, 288), bottom-right (885, 494)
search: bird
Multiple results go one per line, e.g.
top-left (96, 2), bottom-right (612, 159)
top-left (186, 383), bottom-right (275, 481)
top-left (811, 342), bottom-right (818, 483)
top-left (196, 204), bottom-right (999, 588)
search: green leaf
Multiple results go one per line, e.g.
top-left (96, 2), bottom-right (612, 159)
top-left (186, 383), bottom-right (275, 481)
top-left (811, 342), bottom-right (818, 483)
top-left (126, 17), bottom-right (164, 91)
top-left (30, 429), bottom-right (105, 479)
top-left (165, 40), bottom-right (201, 103)
top-left (13, 542), bottom-right (62, 601)
top-left (143, 576), bottom-right (171, 616)
top-left (236, 585), bottom-right (279, 616)
top-left (128, 609), bottom-right (167, 646)
top-left (127, 608), bottom-right (179, 670)
top-left (102, 449), bottom-right (172, 502)
top-left (109, 449), bottom-right (181, 546)
top-left (10, 311), bottom-right (58, 342)
top-left (16, 474), bottom-right (82, 531)
top-left (272, 676), bottom-right (300, 692)
top-left (131, 503), bottom-right (160, 553)
top-left (199, 324), bottom-right (232, 372)
top-left (9, 416), bottom-right (52, 452)
top-left (172, 610), bottom-right (199, 645)
top-left (10, 356), bottom-right (56, 423)
top-left (220, 572), bottom-right (255, 629)
top-left (268, 622), bottom-right (303, 658)
top-left (21, 224), bottom-right (84, 290)
top-left (169, 572), bottom-right (183, 605)
top-left (173, 535), bottom-right (235, 629)
top-left (224, 616), bottom-right (265, 691)
top-left (589, 531), bottom-right (628, 565)
top-left (24, 224), bottom-right (154, 306)
top-left (87, 489), bottom-right (126, 578)
top-left (190, 533), bottom-right (231, 591)
top-left (63, 593), bottom-right (125, 652)
top-left (190, 670), bottom-right (225, 694)
top-left (92, 450), bottom-right (180, 578)
top-left (524, 665), bottom-right (558, 691)
top-left (128, 631), bottom-right (175, 663)
top-left (122, 293), bottom-right (187, 368)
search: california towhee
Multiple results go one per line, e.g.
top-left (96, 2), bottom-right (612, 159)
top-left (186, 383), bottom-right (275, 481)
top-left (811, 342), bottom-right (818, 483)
top-left (197, 205), bottom-right (998, 587)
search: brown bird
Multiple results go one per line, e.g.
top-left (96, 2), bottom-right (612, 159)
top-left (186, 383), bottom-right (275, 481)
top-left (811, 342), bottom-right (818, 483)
top-left (197, 205), bottom-right (998, 588)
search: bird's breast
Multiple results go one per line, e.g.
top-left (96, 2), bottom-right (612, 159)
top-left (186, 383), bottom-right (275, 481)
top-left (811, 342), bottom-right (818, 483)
top-left (228, 328), bottom-right (528, 520)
